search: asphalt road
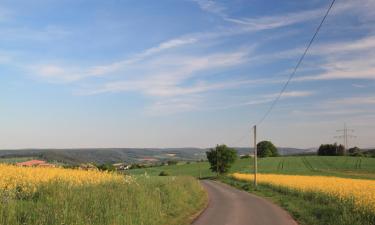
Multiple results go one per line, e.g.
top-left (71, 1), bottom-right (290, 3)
top-left (192, 180), bottom-right (298, 225)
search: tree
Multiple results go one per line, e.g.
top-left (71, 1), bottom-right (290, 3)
top-left (257, 141), bottom-right (279, 158)
top-left (317, 143), bottom-right (345, 156)
top-left (167, 160), bottom-right (178, 165)
top-left (348, 146), bottom-right (361, 154)
top-left (96, 163), bottom-right (116, 172)
top-left (206, 144), bottom-right (237, 175)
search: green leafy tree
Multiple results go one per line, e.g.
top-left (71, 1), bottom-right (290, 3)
top-left (318, 143), bottom-right (345, 156)
top-left (206, 144), bottom-right (237, 175)
top-left (167, 160), bottom-right (178, 165)
top-left (257, 141), bottom-right (279, 158)
top-left (96, 163), bottom-right (116, 172)
top-left (348, 147), bottom-right (361, 155)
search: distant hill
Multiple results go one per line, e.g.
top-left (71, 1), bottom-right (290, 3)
top-left (0, 148), bottom-right (206, 165)
top-left (0, 147), bottom-right (316, 165)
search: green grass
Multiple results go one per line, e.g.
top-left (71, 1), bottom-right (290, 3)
top-left (128, 156), bottom-right (375, 179)
top-left (0, 176), bottom-right (207, 225)
top-left (220, 176), bottom-right (375, 225)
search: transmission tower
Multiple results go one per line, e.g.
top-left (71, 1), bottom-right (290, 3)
top-left (334, 123), bottom-right (356, 150)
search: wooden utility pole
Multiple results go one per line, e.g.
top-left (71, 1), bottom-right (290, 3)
top-left (216, 148), bottom-right (219, 177)
top-left (253, 125), bottom-right (257, 188)
top-left (198, 160), bottom-right (202, 179)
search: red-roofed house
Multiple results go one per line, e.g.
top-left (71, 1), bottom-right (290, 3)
top-left (16, 160), bottom-right (55, 167)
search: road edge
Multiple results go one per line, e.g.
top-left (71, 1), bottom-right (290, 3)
top-left (189, 180), bottom-right (210, 224)
top-left (219, 178), bottom-right (299, 225)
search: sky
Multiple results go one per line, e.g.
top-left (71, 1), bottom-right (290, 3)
top-left (0, 0), bottom-right (374, 149)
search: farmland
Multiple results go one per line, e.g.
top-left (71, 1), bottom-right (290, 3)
top-left (232, 173), bottom-right (375, 213)
top-left (128, 156), bottom-right (375, 179)
top-left (129, 155), bottom-right (375, 225)
top-left (2, 155), bottom-right (374, 225)
top-left (0, 165), bottom-right (206, 225)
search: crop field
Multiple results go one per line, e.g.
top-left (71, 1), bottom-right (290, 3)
top-left (232, 173), bottom-right (375, 213)
top-left (0, 164), bottom-right (206, 225)
top-left (129, 156), bottom-right (375, 179)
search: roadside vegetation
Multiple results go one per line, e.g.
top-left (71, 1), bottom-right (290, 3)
top-left (0, 164), bottom-right (206, 225)
top-left (129, 146), bottom-right (375, 225)
top-left (221, 176), bottom-right (374, 225)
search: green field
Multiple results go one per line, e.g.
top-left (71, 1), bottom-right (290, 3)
top-left (128, 156), bottom-right (375, 179)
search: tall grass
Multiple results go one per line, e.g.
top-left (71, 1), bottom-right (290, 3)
top-left (0, 176), bottom-right (206, 225)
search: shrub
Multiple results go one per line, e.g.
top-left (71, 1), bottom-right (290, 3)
top-left (159, 171), bottom-right (169, 176)
top-left (167, 160), bottom-right (178, 165)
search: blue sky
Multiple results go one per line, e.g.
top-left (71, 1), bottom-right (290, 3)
top-left (1, 0), bottom-right (374, 149)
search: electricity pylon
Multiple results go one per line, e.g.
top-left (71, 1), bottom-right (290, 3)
top-left (334, 123), bottom-right (356, 150)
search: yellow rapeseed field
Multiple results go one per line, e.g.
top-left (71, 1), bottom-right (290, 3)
top-left (232, 173), bottom-right (375, 212)
top-left (0, 164), bottom-right (126, 195)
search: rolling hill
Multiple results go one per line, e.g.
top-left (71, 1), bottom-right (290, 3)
top-left (0, 147), bottom-right (315, 165)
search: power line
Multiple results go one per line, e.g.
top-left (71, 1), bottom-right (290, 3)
top-left (256, 0), bottom-right (337, 126)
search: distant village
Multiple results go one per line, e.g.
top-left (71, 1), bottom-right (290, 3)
top-left (12, 155), bottom-right (198, 172)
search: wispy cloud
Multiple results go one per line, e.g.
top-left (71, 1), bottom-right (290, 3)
top-left (224, 8), bottom-right (325, 31)
top-left (77, 49), bottom-right (251, 96)
top-left (89, 37), bottom-right (199, 76)
top-left (328, 96), bottom-right (375, 105)
top-left (144, 89), bottom-right (314, 115)
top-left (295, 35), bottom-right (375, 81)
top-left (291, 109), bottom-right (372, 117)
top-left (30, 0), bottom-right (360, 84)
top-left (0, 26), bottom-right (70, 42)
top-left (208, 91), bottom-right (314, 111)
top-left (264, 90), bottom-right (314, 100)
top-left (191, 0), bottom-right (225, 15)
top-left (191, 0), bottom-right (345, 32)
top-left (352, 84), bottom-right (367, 88)
top-left (145, 96), bottom-right (203, 115)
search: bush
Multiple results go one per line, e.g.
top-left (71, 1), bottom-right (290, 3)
top-left (159, 171), bottom-right (169, 176)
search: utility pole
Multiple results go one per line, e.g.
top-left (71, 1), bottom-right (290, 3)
top-left (335, 123), bottom-right (355, 151)
top-left (216, 148), bottom-right (219, 177)
top-left (253, 125), bottom-right (257, 188)
top-left (198, 160), bottom-right (202, 179)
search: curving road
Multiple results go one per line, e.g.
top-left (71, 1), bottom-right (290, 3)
top-left (192, 180), bottom-right (298, 225)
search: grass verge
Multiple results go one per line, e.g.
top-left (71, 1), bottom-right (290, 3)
top-left (0, 176), bottom-right (207, 225)
top-left (219, 176), bottom-right (375, 225)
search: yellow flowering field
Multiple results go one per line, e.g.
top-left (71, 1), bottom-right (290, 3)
top-left (0, 164), bottom-right (126, 195)
top-left (232, 173), bottom-right (375, 212)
